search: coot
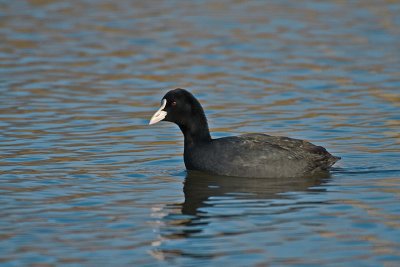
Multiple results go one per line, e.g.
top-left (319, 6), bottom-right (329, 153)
top-left (149, 88), bottom-right (340, 178)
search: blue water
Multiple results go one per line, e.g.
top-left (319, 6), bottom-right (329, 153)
top-left (1, 0), bottom-right (400, 266)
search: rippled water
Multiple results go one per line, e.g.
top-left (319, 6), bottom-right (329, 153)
top-left (1, 0), bottom-right (400, 266)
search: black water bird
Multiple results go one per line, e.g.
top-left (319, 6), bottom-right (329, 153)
top-left (149, 88), bottom-right (340, 178)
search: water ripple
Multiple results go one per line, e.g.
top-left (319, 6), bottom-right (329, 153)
top-left (1, 0), bottom-right (400, 266)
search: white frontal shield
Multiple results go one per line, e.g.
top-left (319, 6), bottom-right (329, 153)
top-left (149, 99), bottom-right (167, 125)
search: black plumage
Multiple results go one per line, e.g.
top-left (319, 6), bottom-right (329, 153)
top-left (149, 88), bottom-right (340, 178)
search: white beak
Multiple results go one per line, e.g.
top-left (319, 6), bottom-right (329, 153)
top-left (149, 99), bottom-right (167, 125)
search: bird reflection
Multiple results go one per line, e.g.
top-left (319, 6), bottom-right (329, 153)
top-left (150, 171), bottom-right (330, 260)
top-left (181, 170), bottom-right (329, 216)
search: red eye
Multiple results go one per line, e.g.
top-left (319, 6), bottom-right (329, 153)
top-left (171, 101), bottom-right (177, 106)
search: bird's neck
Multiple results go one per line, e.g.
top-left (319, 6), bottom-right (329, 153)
top-left (179, 114), bottom-right (211, 146)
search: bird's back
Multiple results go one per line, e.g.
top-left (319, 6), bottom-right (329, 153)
top-left (184, 133), bottom-right (340, 178)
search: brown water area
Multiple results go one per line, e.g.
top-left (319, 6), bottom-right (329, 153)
top-left (1, 0), bottom-right (400, 266)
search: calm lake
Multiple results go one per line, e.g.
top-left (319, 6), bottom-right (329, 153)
top-left (1, 0), bottom-right (400, 266)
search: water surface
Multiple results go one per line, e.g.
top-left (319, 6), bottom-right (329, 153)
top-left (1, 0), bottom-right (400, 266)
